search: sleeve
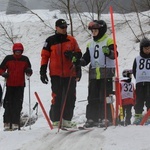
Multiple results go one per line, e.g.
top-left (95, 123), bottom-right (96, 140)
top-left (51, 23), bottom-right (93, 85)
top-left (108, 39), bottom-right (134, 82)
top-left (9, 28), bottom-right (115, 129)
top-left (80, 47), bottom-right (91, 66)
top-left (0, 84), bottom-right (2, 103)
top-left (0, 56), bottom-right (8, 75)
top-left (132, 58), bottom-right (136, 78)
top-left (73, 38), bottom-right (82, 59)
top-left (41, 38), bottom-right (51, 66)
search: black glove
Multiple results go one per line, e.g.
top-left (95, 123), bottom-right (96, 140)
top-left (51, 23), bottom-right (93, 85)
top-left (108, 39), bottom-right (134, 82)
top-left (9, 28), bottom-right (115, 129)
top-left (40, 64), bottom-right (48, 84)
top-left (25, 68), bottom-right (33, 76)
top-left (64, 50), bottom-right (74, 59)
top-left (2, 72), bottom-right (9, 78)
top-left (40, 74), bottom-right (48, 84)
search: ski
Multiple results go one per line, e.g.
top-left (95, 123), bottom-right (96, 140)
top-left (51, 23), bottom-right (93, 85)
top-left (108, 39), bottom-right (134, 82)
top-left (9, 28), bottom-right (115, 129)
top-left (60, 126), bottom-right (94, 132)
top-left (61, 127), bottom-right (79, 132)
top-left (78, 126), bottom-right (94, 131)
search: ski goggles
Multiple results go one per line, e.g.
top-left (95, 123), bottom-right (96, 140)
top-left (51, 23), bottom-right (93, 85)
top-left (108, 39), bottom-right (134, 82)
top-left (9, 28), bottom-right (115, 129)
top-left (88, 21), bottom-right (103, 30)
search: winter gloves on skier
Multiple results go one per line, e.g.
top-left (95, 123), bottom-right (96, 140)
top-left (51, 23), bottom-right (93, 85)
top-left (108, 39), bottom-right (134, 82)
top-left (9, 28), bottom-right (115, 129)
top-left (64, 50), bottom-right (81, 66)
top-left (1, 72), bottom-right (9, 78)
top-left (40, 74), bottom-right (48, 84)
top-left (25, 68), bottom-right (33, 77)
top-left (40, 64), bottom-right (49, 84)
top-left (102, 46), bottom-right (111, 56)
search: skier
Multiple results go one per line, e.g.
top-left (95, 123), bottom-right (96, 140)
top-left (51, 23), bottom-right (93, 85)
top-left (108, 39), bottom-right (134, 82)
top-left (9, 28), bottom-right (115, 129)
top-left (132, 37), bottom-right (150, 125)
top-left (0, 43), bottom-right (33, 130)
top-left (119, 69), bottom-right (136, 126)
top-left (40, 19), bottom-right (82, 128)
top-left (80, 20), bottom-right (118, 127)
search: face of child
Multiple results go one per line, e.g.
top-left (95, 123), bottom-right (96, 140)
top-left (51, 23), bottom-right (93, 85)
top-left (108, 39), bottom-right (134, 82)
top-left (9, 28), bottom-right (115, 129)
top-left (143, 46), bottom-right (150, 55)
top-left (91, 29), bottom-right (99, 36)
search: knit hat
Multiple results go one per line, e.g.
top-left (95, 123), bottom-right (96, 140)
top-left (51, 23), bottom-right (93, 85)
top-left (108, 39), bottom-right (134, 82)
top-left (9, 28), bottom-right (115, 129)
top-left (55, 19), bottom-right (69, 28)
top-left (12, 43), bottom-right (24, 51)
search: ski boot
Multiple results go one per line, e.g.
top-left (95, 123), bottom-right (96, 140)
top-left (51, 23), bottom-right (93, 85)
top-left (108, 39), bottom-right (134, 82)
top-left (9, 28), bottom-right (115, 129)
top-left (62, 119), bottom-right (77, 128)
top-left (83, 119), bottom-right (94, 128)
top-left (133, 114), bottom-right (143, 125)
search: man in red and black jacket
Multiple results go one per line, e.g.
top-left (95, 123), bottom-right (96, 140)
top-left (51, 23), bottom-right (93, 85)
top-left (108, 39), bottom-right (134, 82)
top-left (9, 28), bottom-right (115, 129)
top-left (0, 43), bottom-right (33, 131)
top-left (40, 19), bottom-right (82, 128)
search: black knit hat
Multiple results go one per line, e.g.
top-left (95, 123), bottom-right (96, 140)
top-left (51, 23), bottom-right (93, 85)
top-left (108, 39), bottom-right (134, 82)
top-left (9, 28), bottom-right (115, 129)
top-left (55, 19), bottom-right (69, 27)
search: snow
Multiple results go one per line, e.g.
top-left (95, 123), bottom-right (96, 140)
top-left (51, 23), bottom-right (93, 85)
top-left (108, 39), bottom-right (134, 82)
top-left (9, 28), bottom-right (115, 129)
top-left (0, 9), bottom-right (150, 150)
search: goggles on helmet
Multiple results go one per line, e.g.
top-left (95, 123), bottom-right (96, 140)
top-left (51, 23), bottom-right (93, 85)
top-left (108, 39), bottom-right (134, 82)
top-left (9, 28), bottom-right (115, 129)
top-left (122, 69), bottom-right (133, 77)
top-left (88, 21), bottom-right (103, 30)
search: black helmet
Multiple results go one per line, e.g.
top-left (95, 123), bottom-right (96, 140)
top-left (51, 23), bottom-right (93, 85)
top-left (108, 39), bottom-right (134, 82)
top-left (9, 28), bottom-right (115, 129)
top-left (88, 20), bottom-right (107, 41)
top-left (140, 38), bottom-right (150, 51)
top-left (122, 69), bottom-right (132, 78)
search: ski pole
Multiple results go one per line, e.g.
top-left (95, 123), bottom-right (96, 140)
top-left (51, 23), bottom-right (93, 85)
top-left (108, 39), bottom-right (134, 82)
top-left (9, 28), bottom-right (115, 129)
top-left (22, 102), bottom-right (38, 129)
top-left (104, 56), bottom-right (108, 129)
top-left (58, 66), bottom-right (75, 132)
top-left (27, 77), bottom-right (32, 129)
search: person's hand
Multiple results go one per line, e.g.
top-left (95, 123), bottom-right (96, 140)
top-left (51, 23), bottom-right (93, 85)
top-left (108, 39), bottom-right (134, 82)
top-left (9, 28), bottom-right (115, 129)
top-left (25, 68), bottom-right (33, 77)
top-left (2, 72), bottom-right (9, 78)
top-left (40, 74), bottom-right (48, 84)
top-left (64, 50), bottom-right (74, 59)
top-left (102, 46), bottom-right (110, 56)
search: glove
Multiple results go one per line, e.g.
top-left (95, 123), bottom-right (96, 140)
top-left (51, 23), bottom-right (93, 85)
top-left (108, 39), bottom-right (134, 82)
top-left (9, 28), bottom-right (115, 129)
top-left (40, 64), bottom-right (48, 84)
top-left (102, 46), bottom-right (110, 56)
top-left (40, 74), bottom-right (48, 84)
top-left (64, 50), bottom-right (74, 59)
top-left (25, 68), bottom-right (33, 77)
top-left (2, 72), bottom-right (9, 78)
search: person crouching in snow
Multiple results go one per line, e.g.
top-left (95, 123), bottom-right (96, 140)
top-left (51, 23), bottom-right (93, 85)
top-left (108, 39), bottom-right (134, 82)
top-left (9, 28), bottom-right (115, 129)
top-left (119, 69), bottom-right (136, 126)
top-left (0, 43), bottom-right (33, 131)
top-left (132, 37), bottom-right (150, 125)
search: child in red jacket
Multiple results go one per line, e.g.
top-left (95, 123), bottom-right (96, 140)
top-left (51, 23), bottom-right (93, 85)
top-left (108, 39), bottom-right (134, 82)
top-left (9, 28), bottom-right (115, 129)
top-left (120, 69), bottom-right (136, 126)
top-left (0, 43), bottom-right (33, 131)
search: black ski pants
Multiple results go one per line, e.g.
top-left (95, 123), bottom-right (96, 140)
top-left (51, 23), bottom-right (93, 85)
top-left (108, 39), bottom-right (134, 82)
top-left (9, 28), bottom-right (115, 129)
top-left (49, 76), bottom-right (76, 122)
top-left (3, 86), bottom-right (24, 125)
top-left (134, 83), bottom-right (150, 114)
top-left (86, 78), bottom-right (114, 122)
top-left (122, 104), bottom-right (133, 124)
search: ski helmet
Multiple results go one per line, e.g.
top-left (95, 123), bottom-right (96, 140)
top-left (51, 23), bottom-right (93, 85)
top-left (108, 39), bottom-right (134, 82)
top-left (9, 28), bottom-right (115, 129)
top-left (88, 20), bottom-right (107, 41)
top-left (140, 38), bottom-right (150, 52)
top-left (12, 43), bottom-right (24, 53)
top-left (122, 69), bottom-right (132, 78)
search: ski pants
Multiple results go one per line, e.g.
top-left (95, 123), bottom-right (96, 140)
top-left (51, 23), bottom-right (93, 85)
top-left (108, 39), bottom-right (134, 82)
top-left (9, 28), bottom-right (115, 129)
top-left (134, 83), bottom-right (150, 114)
top-left (49, 76), bottom-right (76, 122)
top-left (3, 86), bottom-right (24, 125)
top-left (86, 78), bottom-right (114, 122)
top-left (122, 104), bottom-right (133, 124)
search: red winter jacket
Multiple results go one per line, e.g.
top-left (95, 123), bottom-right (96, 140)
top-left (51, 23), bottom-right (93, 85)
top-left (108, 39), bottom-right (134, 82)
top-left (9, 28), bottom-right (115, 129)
top-left (0, 54), bottom-right (32, 86)
top-left (41, 33), bottom-right (82, 77)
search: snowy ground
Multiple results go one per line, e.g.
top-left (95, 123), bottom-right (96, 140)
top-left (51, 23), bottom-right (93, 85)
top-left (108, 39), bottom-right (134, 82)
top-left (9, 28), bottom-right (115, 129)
top-left (0, 9), bottom-right (150, 150)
